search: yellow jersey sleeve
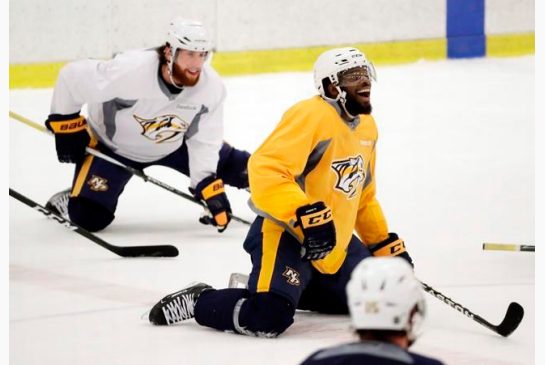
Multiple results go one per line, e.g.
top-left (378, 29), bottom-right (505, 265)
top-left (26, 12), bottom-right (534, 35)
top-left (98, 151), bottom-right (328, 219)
top-left (354, 146), bottom-right (389, 244)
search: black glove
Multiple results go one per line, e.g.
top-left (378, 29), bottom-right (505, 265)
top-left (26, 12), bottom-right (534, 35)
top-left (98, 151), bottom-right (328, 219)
top-left (295, 202), bottom-right (336, 261)
top-left (45, 113), bottom-right (90, 163)
top-left (193, 175), bottom-right (232, 232)
top-left (368, 232), bottom-right (414, 267)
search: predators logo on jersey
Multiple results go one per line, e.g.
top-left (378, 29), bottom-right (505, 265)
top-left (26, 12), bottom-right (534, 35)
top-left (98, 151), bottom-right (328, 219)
top-left (331, 155), bottom-right (365, 199)
top-left (134, 114), bottom-right (189, 143)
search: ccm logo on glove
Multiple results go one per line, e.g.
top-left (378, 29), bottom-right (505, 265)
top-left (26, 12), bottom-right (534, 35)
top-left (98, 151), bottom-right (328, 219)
top-left (299, 208), bottom-right (332, 228)
top-left (295, 202), bottom-right (336, 261)
top-left (368, 233), bottom-right (414, 267)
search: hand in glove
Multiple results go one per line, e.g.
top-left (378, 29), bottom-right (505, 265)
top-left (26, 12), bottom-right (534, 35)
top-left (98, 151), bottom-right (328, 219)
top-left (45, 113), bottom-right (90, 163)
top-left (368, 233), bottom-right (414, 267)
top-left (193, 175), bottom-right (232, 232)
top-left (295, 202), bottom-right (336, 261)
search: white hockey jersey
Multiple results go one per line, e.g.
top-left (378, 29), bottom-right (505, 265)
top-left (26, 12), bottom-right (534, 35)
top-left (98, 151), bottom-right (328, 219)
top-left (50, 48), bottom-right (226, 187)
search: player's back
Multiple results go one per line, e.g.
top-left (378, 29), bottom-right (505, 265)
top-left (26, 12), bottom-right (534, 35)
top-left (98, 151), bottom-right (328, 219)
top-left (299, 341), bottom-right (444, 365)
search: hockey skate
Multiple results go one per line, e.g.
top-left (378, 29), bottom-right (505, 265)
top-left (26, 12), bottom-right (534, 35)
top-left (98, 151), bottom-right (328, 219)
top-left (45, 188), bottom-right (71, 219)
top-left (149, 282), bottom-right (212, 325)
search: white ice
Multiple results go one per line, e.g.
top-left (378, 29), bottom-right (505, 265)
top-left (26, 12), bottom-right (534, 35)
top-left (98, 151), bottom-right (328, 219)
top-left (9, 56), bottom-right (535, 364)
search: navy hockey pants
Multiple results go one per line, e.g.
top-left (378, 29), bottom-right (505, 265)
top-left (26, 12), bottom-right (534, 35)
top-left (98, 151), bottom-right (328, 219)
top-left (243, 216), bottom-right (372, 313)
top-left (194, 216), bottom-right (372, 336)
top-left (66, 140), bottom-right (249, 227)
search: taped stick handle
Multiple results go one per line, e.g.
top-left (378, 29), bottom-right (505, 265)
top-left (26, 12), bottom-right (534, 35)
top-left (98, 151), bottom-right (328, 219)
top-left (482, 243), bottom-right (535, 252)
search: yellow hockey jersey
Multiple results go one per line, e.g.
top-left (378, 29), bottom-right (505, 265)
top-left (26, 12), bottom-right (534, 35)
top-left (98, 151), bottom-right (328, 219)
top-left (249, 95), bottom-right (389, 274)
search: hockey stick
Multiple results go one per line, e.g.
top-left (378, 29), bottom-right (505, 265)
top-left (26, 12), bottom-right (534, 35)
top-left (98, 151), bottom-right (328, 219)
top-left (9, 188), bottom-right (179, 258)
top-left (9, 110), bottom-right (252, 226)
top-left (420, 282), bottom-right (524, 337)
top-left (227, 272), bottom-right (524, 337)
top-left (482, 243), bottom-right (535, 252)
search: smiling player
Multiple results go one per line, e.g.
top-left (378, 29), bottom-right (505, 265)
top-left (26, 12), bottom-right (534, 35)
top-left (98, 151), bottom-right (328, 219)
top-left (44, 18), bottom-right (250, 233)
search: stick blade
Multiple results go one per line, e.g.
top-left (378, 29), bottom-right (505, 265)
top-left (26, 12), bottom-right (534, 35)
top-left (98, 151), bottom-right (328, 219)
top-left (117, 245), bottom-right (179, 258)
top-left (496, 302), bottom-right (524, 337)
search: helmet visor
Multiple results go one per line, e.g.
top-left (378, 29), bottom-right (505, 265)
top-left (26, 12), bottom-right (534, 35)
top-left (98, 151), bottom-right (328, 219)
top-left (338, 64), bottom-right (377, 86)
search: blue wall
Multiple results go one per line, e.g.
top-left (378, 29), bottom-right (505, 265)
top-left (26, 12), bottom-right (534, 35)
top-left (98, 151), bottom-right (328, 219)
top-left (447, 0), bottom-right (485, 58)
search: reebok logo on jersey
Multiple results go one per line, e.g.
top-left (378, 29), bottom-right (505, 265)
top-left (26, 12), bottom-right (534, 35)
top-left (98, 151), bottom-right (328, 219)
top-left (134, 114), bottom-right (189, 143)
top-left (87, 175), bottom-right (109, 192)
top-left (176, 103), bottom-right (199, 111)
top-left (331, 155), bottom-right (365, 199)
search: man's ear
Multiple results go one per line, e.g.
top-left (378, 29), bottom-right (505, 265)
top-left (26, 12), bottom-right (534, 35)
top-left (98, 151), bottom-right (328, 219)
top-left (164, 46), bottom-right (172, 62)
top-left (327, 83), bottom-right (339, 98)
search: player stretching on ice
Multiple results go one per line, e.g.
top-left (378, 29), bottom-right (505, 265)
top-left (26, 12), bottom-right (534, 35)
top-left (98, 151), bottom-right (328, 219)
top-left (149, 47), bottom-right (413, 337)
top-left (299, 257), bottom-right (444, 365)
top-left (45, 18), bottom-right (249, 233)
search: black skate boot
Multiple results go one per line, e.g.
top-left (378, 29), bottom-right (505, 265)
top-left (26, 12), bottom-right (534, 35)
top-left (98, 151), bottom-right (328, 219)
top-left (45, 188), bottom-right (71, 219)
top-left (149, 282), bottom-right (212, 325)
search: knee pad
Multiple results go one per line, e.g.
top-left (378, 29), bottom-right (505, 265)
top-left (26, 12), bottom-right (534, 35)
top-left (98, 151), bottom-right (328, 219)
top-left (235, 292), bottom-right (295, 337)
top-left (68, 197), bottom-right (115, 232)
top-left (195, 288), bottom-right (249, 331)
top-left (217, 143), bottom-right (250, 189)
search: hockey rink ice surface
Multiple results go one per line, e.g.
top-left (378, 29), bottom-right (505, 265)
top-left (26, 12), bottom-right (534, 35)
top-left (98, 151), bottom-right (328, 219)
top-left (9, 56), bottom-right (535, 364)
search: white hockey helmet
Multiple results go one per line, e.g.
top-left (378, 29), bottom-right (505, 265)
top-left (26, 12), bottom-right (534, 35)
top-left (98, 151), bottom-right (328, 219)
top-left (346, 257), bottom-right (426, 342)
top-left (167, 18), bottom-right (212, 53)
top-left (313, 47), bottom-right (376, 100)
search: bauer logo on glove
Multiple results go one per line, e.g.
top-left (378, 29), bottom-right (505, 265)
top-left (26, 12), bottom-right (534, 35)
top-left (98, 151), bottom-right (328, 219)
top-left (45, 112), bottom-right (91, 164)
top-left (193, 175), bottom-right (232, 232)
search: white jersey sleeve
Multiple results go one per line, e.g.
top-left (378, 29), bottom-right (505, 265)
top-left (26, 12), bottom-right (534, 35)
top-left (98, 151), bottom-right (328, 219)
top-left (185, 86), bottom-right (226, 187)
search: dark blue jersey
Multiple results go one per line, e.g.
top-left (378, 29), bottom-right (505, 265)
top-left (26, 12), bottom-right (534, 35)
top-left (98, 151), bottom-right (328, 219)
top-left (299, 341), bottom-right (445, 365)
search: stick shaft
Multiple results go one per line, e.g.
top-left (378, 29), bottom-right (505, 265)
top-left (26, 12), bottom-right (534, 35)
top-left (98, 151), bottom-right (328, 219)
top-left (9, 188), bottom-right (178, 257)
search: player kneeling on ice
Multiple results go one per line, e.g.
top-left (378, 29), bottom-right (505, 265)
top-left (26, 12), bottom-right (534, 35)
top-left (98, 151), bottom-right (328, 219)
top-left (44, 18), bottom-right (250, 233)
top-left (299, 257), bottom-right (444, 365)
top-left (149, 47), bottom-right (414, 337)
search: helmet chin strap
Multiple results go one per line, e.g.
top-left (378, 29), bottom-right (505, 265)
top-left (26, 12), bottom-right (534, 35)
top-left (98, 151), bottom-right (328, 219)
top-left (335, 85), bottom-right (357, 120)
top-left (167, 48), bottom-right (185, 90)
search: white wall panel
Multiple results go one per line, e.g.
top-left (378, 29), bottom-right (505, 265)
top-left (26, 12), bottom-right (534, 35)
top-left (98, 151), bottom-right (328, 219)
top-left (216, 0), bottom-right (445, 51)
top-left (485, 0), bottom-right (534, 34)
top-left (9, 0), bottom-right (534, 63)
top-left (10, 0), bottom-right (112, 63)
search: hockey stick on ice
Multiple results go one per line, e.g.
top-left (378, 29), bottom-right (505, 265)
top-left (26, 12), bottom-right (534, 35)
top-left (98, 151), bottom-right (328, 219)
top-left (9, 188), bottom-right (179, 258)
top-left (227, 272), bottom-right (524, 337)
top-left (482, 243), bottom-right (535, 252)
top-left (420, 282), bottom-right (524, 337)
top-left (9, 111), bottom-right (252, 226)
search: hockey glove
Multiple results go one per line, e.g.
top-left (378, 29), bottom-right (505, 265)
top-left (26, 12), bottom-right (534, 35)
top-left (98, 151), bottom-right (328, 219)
top-left (368, 233), bottom-right (414, 267)
top-left (45, 113), bottom-right (90, 164)
top-left (295, 202), bottom-right (336, 261)
top-left (193, 175), bottom-right (232, 232)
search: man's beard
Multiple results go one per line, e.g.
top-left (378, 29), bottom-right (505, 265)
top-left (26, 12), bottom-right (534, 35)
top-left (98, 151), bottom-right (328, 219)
top-left (344, 94), bottom-right (372, 115)
top-left (172, 63), bottom-right (200, 87)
